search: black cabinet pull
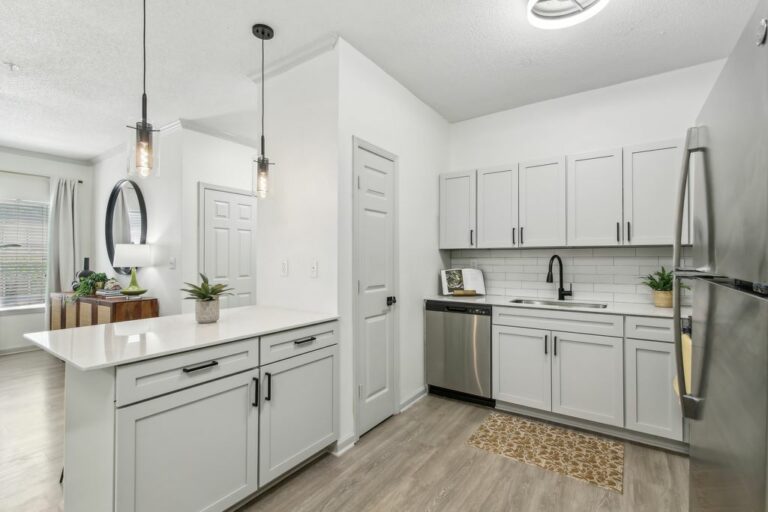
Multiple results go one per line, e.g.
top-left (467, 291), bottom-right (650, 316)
top-left (386, 296), bottom-right (397, 306)
top-left (616, 222), bottom-right (620, 243)
top-left (294, 336), bottom-right (317, 346)
top-left (554, 336), bottom-right (558, 356)
top-left (520, 227), bottom-right (524, 245)
top-left (182, 360), bottom-right (218, 373)
top-left (470, 229), bottom-right (474, 246)
top-left (544, 334), bottom-right (548, 355)
top-left (627, 222), bottom-right (631, 242)
top-left (265, 372), bottom-right (272, 401)
top-left (252, 377), bottom-right (259, 407)
top-left (512, 227), bottom-right (516, 245)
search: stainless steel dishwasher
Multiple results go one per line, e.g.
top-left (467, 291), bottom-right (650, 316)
top-left (425, 300), bottom-right (493, 406)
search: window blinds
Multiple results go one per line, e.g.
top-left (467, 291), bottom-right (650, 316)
top-left (0, 200), bottom-right (49, 308)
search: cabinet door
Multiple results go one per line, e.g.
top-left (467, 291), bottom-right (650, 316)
top-left (625, 338), bottom-right (683, 440)
top-left (477, 167), bottom-right (518, 248)
top-left (567, 149), bottom-right (624, 246)
top-left (115, 370), bottom-right (259, 512)
top-left (439, 171), bottom-right (476, 249)
top-left (518, 157), bottom-right (566, 247)
top-left (493, 325), bottom-right (551, 411)
top-left (551, 331), bottom-right (623, 426)
top-left (260, 345), bottom-right (338, 487)
top-left (623, 140), bottom-right (690, 246)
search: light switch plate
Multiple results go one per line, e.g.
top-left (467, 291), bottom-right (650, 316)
top-left (310, 259), bottom-right (319, 279)
top-left (281, 259), bottom-right (289, 277)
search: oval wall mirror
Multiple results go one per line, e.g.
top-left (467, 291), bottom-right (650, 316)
top-left (105, 179), bottom-right (147, 275)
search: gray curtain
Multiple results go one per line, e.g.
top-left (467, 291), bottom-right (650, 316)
top-left (47, 178), bottom-right (81, 293)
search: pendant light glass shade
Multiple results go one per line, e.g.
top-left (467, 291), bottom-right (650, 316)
top-left (253, 155), bottom-right (270, 198)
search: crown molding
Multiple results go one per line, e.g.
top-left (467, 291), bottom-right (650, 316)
top-left (0, 144), bottom-right (92, 167)
top-left (179, 119), bottom-right (260, 150)
top-left (248, 33), bottom-right (339, 83)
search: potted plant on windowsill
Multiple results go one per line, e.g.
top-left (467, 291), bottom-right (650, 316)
top-left (642, 266), bottom-right (683, 308)
top-left (181, 274), bottom-right (234, 324)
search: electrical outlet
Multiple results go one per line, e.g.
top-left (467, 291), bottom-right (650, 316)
top-left (310, 259), bottom-right (319, 279)
top-left (280, 259), bottom-right (289, 277)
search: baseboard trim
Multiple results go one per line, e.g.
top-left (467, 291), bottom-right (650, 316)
top-left (399, 386), bottom-right (427, 413)
top-left (332, 435), bottom-right (357, 457)
top-left (0, 345), bottom-right (39, 357)
top-left (495, 401), bottom-right (689, 455)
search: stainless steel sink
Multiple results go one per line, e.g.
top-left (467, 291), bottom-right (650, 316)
top-left (509, 299), bottom-right (608, 309)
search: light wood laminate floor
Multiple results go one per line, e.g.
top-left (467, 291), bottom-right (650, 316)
top-left (1, 350), bottom-right (689, 512)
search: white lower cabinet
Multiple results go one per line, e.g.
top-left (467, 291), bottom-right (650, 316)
top-left (259, 345), bottom-right (339, 487)
top-left (625, 338), bottom-right (683, 441)
top-left (551, 331), bottom-right (624, 427)
top-left (493, 325), bottom-right (551, 411)
top-left (115, 370), bottom-right (260, 512)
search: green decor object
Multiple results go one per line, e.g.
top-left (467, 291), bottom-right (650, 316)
top-left (120, 268), bottom-right (148, 296)
top-left (71, 272), bottom-right (108, 301)
top-left (641, 266), bottom-right (686, 308)
top-left (113, 244), bottom-right (152, 296)
top-left (181, 274), bottom-right (234, 324)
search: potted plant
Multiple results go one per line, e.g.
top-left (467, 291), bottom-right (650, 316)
top-left (71, 272), bottom-right (108, 301)
top-left (181, 274), bottom-right (233, 324)
top-left (641, 266), bottom-right (680, 308)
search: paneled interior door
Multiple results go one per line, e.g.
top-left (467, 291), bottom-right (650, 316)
top-left (354, 139), bottom-right (397, 437)
top-left (201, 186), bottom-right (257, 308)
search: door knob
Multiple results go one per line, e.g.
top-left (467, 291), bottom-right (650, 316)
top-left (386, 296), bottom-right (397, 306)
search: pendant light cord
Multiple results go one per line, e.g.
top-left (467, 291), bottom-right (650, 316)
top-left (141, 0), bottom-right (147, 123)
top-left (260, 37), bottom-right (265, 157)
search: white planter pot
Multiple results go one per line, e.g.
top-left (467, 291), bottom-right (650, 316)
top-left (195, 299), bottom-right (220, 323)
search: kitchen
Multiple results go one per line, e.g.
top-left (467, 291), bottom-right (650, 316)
top-left (0, 1), bottom-right (766, 511)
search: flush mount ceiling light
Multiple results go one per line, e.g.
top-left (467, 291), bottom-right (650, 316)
top-left (126, 0), bottom-right (159, 178)
top-left (251, 23), bottom-right (276, 199)
top-left (527, 0), bottom-right (612, 29)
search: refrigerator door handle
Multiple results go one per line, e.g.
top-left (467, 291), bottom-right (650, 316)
top-left (673, 126), bottom-right (707, 419)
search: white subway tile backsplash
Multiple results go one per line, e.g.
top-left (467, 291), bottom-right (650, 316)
top-left (450, 246), bottom-right (691, 306)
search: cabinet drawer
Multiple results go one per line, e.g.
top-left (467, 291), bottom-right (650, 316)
top-left (493, 307), bottom-right (623, 337)
top-left (260, 321), bottom-right (339, 365)
top-left (625, 316), bottom-right (674, 343)
top-left (116, 338), bottom-right (260, 407)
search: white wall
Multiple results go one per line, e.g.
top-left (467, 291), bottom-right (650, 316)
top-left (254, 50), bottom-right (339, 313)
top-left (337, 39), bottom-right (450, 444)
top-left (92, 127), bottom-right (184, 315)
top-left (449, 60), bottom-right (724, 171)
top-left (0, 146), bottom-right (93, 353)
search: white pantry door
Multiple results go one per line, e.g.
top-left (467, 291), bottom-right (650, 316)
top-left (201, 187), bottom-right (257, 308)
top-left (354, 139), bottom-right (397, 437)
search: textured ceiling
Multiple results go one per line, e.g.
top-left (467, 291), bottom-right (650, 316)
top-left (0, 0), bottom-right (757, 160)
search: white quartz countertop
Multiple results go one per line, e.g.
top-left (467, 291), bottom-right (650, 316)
top-left (23, 305), bottom-right (338, 371)
top-left (426, 295), bottom-right (692, 319)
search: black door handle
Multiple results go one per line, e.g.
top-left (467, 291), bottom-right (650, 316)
top-left (387, 296), bottom-right (397, 306)
top-left (554, 336), bottom-right (558, 356)
top-left (616, 222), bottom-right (620, 243)
top-left (512, 227), bottom-right (516, 245)
top-left (265, 372), bottom-right (272, 401)
top-left (252, 377), bottom-right (259, 407)
top-left (520, 227), bottom-right (524, 245)
top-left (470, 229), bottom-right (474, 246)
top-left (544, 334), bottom-right (548, 355)
top-left (182, 360), bottom-right (218, 373)
top-left (627, 221), bottom-right (631, 243)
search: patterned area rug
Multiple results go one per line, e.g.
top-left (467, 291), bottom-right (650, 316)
top-left (467, 412), bottom-right (624, 493)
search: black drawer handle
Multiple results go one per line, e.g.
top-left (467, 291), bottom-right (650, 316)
top-left (294, 336), bottom-right (317, 346)
top-left (265, 372), bottom-right (272, 401)
top-left (252, 377), bottom-right (259, 407)
top-left (182, 360), bottom-right (218, 373)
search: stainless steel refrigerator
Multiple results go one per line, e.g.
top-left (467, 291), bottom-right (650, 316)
top-left (673, 2), bottom-right (768, 510)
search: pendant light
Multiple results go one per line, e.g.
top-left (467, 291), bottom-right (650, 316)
top-left (252, 23), bottom-right (275, 198)
top-left (127, 0), bottom-right (159, 178)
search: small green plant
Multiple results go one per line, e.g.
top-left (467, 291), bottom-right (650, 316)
top-left (181, 273), bottom-right (234, 302)
top-left (72, 272), bottom-right (108, 300)
top-left (642, 267), bottom-right (685, 292)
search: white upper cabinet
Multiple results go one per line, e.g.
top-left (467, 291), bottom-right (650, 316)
top-left (477, 167), bottom-right (518, 248)
top-left (439, 171), bottom-right (477, 249)
top-left (567, 148), bottom-right (624, 246)
top-left (518, 157), bottom-right (567, 247)
top-left (623, 140), bottom-right (690, 246)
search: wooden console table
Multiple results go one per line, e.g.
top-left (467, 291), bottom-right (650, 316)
top-left (49, 293), bottom-right (159, 330)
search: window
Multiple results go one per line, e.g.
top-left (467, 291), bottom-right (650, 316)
top-left (0, 199), bottom-right (49, 308)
